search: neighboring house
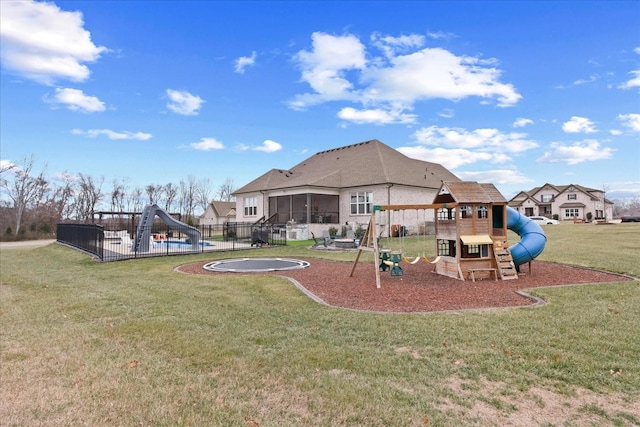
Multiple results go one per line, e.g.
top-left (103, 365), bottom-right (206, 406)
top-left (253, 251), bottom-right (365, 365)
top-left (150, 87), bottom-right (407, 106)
top-left (508, 183), bottom-right (613, 221)
top-left (232, 139), bottom-right (460, 238)
top-left (199, 201), bottom-right (236, 226)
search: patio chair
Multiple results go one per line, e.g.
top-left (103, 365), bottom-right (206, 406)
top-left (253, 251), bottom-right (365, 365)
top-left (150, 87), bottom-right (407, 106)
top-left (311, 232), bottom-right (327, 248)
top-left (322, 230), bottom-right (335, 246)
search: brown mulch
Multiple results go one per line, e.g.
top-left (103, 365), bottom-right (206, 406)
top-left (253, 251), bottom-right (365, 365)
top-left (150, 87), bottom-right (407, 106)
top-left (176, 258), bottom-right (634, 313)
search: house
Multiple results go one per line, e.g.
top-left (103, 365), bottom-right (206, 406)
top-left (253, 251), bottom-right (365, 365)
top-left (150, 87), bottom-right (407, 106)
top-left (509, 183), bottom-right (613, 222)
top-left (232, 139), bottom-right (460, 239)
top-left (199, 201), bottom-right (236, 226)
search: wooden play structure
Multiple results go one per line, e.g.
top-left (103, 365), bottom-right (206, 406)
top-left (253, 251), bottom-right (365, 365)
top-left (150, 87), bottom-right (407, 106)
top-left (351, 181), bottom-right (519, 288)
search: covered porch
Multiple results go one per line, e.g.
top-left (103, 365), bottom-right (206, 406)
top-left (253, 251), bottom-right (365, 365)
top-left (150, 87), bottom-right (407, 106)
top-left (269, 193), bottom-right (340, 225)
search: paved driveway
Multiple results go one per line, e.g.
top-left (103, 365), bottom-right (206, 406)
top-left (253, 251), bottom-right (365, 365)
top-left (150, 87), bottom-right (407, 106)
top-left (0, 240), bottom-right (56, 249)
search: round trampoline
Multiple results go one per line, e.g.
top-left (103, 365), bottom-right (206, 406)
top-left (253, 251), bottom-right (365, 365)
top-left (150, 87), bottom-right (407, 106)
top-left (203, 258), bottom-right (310, 273)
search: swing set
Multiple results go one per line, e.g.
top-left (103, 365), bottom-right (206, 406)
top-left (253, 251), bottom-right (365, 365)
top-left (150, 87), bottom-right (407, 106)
top-left (350, 203), bottom-right (453, 288)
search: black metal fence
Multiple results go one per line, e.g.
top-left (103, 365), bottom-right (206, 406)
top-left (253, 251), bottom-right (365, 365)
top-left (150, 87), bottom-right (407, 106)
top-left (57, 222), bottom-right (287, 262)
top-left (57, 223), bottom-right (104, 259)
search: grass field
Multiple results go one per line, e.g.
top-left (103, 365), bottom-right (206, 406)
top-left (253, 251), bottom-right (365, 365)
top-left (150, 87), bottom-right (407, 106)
top-left (1, 223), bottom-right (639, 426)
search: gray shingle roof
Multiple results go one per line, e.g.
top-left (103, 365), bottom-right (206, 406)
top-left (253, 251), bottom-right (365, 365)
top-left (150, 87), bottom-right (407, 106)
top-left (234, 139), bottom-right (459, 194)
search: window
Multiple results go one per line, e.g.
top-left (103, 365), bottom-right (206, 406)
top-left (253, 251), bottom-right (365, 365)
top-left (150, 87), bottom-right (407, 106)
top-left (462, 243), bottom-right (489, 258)
top-left (437, 208), bottom-right (455, 220)
top-left (541, 194), bottom-right (553, 202)
top-left (567, 194), bottom-right (577, 200)
top-left (476, 205), bottom-right (488, 219)
top-left (243, 196), bottom-right (257, 216)
top-left (350, 191), bottom-right (373, 215)
top-left (438, 239), bottom-right (455, 257)
top-left (565, 208), bottom-right (579, 218)
top-left (459, 205), bottom-right (472, 219)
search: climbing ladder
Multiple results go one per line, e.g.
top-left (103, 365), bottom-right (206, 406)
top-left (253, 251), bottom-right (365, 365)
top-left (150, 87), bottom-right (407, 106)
top-left (133, 205), bottom-right (154, 252)
top-left (493, 240), bottom-right (518, 280)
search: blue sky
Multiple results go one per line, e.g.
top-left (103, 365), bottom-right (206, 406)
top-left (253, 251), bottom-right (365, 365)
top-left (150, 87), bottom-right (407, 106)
top-left (1, 0), bottom-right (639, 207)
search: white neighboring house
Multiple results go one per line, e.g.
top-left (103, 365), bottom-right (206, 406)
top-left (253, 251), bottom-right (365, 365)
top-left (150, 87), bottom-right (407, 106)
top-left (199, 201), bottom-right (236, 226)
top-left (232, 139), bottom-right (460, 239)
top-left (509, 183), bottom-right (614, 222)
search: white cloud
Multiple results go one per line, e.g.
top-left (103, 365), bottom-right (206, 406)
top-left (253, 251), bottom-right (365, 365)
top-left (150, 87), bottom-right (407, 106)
top-left (371, 32), bottom-right (425, 59)
top-left (396, 145), bottom-right (493, 169)
top-left (190, 137), bottom-right (224, 151)
top-left (289, 32), bottom-right (366, 110)
top-left (364, 47), bottom-right (520, 107)
top-left (513, 117), bottom-right (533, 128)
top-left (456, 169), bottom-right (533, 185)
top-left (619, 70), bottom-right (640, 90)
top-left (0, 0), bottom-right (107, 85)
top-left (166, 89), bottom-right (204, 115)
top-left (72, 128), bottom-right (152, 140)
top-left (396, 125), bottom-right (538, 170)
top-left (438, 108), bottom-right (455, 118)
top-left (337, 107), bottom-right (417, 125)
top-left (0, 159), bottom-right (17, 172)
top-left (234, 51), bottom-right (257, 74)
top-left (572, 74), bottom-right (599, 86)
top-left (46, 87), bottom-right (105, 113)
top-left (617, 113), bottom-right (640, 132)
top-left (288, 32), bottom-right (521, 125)
top-left (537, 139), bottom-right (614, 165)
top-left (253, 139), bottom-right (282, 153)
top-left (562, 116), bottom-right (597, 133)
top-left (619, 48), bottom-right (640, 90)
top-left (412, 125), bottom-right (538, 153)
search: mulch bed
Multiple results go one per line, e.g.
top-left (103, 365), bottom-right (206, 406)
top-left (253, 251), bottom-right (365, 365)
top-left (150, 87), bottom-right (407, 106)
top-left (176, 258), bottom-right (634, 313)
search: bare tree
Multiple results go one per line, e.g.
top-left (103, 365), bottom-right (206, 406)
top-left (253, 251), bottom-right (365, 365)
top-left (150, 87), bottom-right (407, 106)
top-left (0, 155), bottom-right (49, 233)
top-left (74, 174), bottom-right (103, 221)
top-left (129, 186), bottom-right (144, 212)
top-left (195, 177), bottom-right (213, 213)
top-left (110, 178), bottom-right (128, 212)
top-left (52, 172), bottom-right (76, 220)
top-left (163, 183), bottom-right (178, 212)
top-left (145, 184), bottom-right (164, 206)
top-left (178, 176), bottom-right (198, 223)
top-left (217, 177), bottom-right (237, 202)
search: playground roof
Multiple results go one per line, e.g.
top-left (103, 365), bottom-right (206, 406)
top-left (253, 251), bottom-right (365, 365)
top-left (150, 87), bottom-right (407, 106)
top-left (433, 181), bottom-right (507, 205)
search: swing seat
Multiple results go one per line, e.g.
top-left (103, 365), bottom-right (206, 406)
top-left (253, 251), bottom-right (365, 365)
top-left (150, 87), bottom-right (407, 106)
top-left (403, 256), bottom-right (422, 264)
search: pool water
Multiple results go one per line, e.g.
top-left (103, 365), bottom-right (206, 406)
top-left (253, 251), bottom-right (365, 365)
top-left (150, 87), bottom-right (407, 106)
top-left (154, 240), bottom-right (214, 247)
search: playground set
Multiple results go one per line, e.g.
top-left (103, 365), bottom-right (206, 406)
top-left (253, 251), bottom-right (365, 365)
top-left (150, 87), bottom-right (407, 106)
top-left (351, 181), bottom-right (547, 288)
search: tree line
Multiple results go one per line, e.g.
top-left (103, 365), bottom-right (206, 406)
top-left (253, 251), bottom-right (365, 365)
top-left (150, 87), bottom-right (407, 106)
top-left (0, 156), bottom-right (237, 240)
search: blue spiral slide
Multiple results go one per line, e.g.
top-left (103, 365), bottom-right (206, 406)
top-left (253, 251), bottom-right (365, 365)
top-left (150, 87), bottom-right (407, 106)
top-left (506, 206), bottom-right (547, 267)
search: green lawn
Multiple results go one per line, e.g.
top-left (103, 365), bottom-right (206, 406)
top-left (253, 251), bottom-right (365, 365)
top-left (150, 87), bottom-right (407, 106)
top-left (1, 223), bottom-right (639, 426)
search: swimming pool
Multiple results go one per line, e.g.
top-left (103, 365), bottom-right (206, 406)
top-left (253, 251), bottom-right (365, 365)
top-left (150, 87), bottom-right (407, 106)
top-left (154, 240), bottom-right (214, 247)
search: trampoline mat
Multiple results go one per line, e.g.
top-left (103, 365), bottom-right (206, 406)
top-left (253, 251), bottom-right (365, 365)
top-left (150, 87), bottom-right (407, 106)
top-left (203, 258), bottom-right (310, 273)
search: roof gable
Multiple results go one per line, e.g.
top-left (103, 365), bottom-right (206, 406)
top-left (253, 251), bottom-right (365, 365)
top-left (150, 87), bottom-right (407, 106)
top-left (433, 181), bottom-right (506, 204)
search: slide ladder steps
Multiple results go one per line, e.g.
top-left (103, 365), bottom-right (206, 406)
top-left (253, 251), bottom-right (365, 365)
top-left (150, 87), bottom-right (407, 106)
top-left (493, 240), bottom-right (518, 280)
top-left (133, 205), bottom-right (153, 251)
